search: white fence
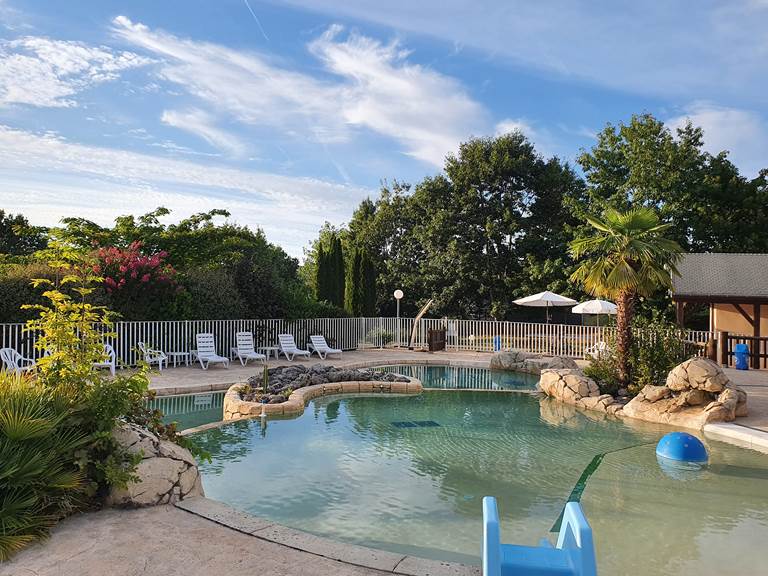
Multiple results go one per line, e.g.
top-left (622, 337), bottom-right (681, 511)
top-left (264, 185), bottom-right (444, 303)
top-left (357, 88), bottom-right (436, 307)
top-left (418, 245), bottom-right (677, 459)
top-left (0, 317), bottom-right (713, 367)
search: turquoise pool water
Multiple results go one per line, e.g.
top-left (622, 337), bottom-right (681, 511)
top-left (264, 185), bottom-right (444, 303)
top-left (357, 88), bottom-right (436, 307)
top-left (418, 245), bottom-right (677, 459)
top-left (149, 391), bottom-right (226, 429)
top-left (374, 364), bottom-right (539, 390)
top-left (193, 373), bottom-right (768, 575)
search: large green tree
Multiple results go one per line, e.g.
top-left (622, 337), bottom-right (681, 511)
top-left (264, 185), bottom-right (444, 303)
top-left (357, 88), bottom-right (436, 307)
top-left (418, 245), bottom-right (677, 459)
top-left (570, 207), bottom-right (682, 385)
top-left (0, 211), bottom-right (47, 256)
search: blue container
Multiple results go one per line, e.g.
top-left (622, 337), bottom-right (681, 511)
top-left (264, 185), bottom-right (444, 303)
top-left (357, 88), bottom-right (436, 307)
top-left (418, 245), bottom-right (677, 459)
top-left (734, 343), bottom-right (750, 370)
top-left (656, 432), bottom-right (708, 464)
top-left (493, 336), bottom-right (501, 352)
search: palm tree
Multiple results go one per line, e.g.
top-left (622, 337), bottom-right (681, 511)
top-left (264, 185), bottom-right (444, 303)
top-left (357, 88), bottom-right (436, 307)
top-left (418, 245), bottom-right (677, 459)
top-left (570, 207), bottom-right (682, 385)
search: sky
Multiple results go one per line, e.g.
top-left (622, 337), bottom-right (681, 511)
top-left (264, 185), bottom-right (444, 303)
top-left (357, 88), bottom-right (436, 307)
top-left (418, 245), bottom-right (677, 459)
top-left (1, 0), bottom-right (766, 257)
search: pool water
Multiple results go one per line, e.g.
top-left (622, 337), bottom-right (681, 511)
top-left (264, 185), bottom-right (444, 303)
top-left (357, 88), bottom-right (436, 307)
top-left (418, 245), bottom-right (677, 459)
top-left (193, 381), bottom-right (768, 575)
top-left (149, 391), bottom-right (226, 430)
top-left (374, 364), bottom-right (539, 390)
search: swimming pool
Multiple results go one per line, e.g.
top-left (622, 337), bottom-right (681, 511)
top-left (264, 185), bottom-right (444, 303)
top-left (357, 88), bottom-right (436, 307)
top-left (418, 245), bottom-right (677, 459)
top-left (192, 370), bottom-right (768, 575)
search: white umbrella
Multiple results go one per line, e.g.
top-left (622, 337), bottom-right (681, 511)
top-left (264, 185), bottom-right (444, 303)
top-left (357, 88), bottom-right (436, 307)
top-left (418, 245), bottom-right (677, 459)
top-left (571, 299), bottom-right (617, 315)
top-left (572, 299), bottom-right (617, 326)
top-left (514, 290), bottom-right (578, 324)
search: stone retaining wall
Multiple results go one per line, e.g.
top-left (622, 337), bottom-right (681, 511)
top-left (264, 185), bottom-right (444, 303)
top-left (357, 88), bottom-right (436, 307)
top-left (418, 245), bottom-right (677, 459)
top-left (223, 377), bottom-right (423, 421)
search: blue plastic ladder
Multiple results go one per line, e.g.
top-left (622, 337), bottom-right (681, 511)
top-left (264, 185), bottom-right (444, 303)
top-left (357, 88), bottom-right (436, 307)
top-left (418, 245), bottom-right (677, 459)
top-left (482, 497), bottom-right (597, 576)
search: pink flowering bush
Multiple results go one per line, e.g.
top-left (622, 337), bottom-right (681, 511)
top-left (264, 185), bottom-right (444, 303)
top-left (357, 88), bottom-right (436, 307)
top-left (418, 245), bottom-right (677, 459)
top-left (95, 242), bottom-right (184, 319)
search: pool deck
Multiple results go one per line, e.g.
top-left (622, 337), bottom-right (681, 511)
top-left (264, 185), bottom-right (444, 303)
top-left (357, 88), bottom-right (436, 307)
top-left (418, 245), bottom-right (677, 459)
top-left (0, 499), bottom-right (479, 576)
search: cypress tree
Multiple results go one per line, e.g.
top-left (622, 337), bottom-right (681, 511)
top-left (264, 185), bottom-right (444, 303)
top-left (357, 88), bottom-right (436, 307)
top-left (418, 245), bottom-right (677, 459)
top-left (315, 244), bottom-right (329, 302)
top-left (361, 250), bottom-right (377, 316)
top-left (345, 247), bottom-right (361, 315)
top-left (330, 235), bottom-right (345, 308)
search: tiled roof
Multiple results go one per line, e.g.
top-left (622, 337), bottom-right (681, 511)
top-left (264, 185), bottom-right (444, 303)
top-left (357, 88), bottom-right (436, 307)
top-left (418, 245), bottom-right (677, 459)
top-left (672, 253), bottom-right (768, 298)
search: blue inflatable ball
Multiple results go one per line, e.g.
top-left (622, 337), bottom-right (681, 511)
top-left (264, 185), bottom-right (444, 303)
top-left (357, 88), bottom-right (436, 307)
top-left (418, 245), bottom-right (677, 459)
top-left (656, 432), bottom-right (708, 464)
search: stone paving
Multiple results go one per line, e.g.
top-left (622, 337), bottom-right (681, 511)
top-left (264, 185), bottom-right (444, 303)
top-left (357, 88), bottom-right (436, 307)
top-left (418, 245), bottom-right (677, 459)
top-left (724, 367), bottom-right (768, 432)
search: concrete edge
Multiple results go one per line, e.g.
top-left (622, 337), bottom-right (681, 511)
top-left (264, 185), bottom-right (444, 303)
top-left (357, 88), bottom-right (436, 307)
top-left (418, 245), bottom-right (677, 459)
top-left (703, 422), bottom-right (768, 454)
top-left (175, 496), bottom-right (480, 576)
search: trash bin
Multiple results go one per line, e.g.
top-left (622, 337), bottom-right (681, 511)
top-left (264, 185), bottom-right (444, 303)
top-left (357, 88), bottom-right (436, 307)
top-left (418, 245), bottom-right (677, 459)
top-left (493, 336), bottom-right (502, 352)
top-left (427, 329), bottom-right (446, 352)
top-left (734, 343), bottom-right (750, 370)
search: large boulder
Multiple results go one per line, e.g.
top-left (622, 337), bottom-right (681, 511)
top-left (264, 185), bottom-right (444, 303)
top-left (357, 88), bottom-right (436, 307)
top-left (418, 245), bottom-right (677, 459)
top-left (107, 423), bottom-right (204, 507)
top-left (491, 349), bottom-right (579, 374)
top-left (538, 369), bottom-right (623, 415)
top-left (622, 359), bottom-right (747, 429)
top-left (666, 357), bottom-right (729, 392)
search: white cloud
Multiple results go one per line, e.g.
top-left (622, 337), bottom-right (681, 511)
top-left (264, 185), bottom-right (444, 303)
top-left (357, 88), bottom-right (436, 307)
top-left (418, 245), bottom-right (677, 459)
top-left (667, 102), bottom-right (768, 177)
top-left (277, 0), bottom-right (768, 102)
top-left (112, 16), bottom-right (484, 167)
top-left (309, 25), bottom-right (485, 166)
top-left (161, 108), bottom-right (247, 157)
top-left (0, 125), bottom-right (369, 255)
top-left (0, 36), bottom-right (151, 107)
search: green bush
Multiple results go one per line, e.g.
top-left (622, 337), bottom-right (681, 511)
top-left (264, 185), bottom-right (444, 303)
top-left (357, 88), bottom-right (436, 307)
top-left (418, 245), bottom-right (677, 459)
top-left (584, 316), bottom-right (698, 396)
top-left (0, 373), bottom-right (89, 560)
top-left (182, 267), bottom-right (248, 319)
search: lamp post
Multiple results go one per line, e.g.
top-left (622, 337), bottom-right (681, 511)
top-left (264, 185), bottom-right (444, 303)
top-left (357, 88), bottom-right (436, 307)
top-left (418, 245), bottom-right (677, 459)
top-left (394, 289), bottom-right (404, 347)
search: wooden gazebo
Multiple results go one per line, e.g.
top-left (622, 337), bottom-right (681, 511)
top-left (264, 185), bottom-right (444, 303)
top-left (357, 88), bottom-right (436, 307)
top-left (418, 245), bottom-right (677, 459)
top-left (672, 253), bottom-right (768, 369)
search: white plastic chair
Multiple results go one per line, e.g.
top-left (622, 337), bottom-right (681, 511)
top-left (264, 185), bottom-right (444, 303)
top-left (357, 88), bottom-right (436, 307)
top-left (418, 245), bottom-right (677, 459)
top-left (307, 335), bottom-right (342, 359)
top-left (584, 341), bottom-right (608, 360)
top-left (277, 334), bottom-right (311, 361)
top-left (0, 348), bottom-right (35, 373)
top-left (138, 342), bottom-right (167, 371)
top-left (234, 332), bottom-right (266, 366)
top-left (93, 343), bottom-right (116, 377)
top-left (192, 333), bottom-right (230, 370)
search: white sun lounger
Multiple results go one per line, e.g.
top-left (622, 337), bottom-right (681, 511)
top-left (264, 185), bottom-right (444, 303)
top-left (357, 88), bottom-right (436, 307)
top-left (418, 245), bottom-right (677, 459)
top-left (192, 333), bottom-right (230, 370)
top-left (307, 335), bottom-right (342, 359)
top-left (278, 334), bottom-right (311, 361)
top-left (233, 332), bottom-right (267, 366)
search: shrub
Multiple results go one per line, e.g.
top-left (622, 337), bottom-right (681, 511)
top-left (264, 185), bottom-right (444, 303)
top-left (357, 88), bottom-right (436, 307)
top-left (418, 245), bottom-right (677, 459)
top-left (0, 373), bottom-right (88, 560)
top-left (0, 263), bottom-right (56, 323)
top-left (366, 327), bottom-right (394, 346)
top-left (96, 241), bottom-right (182, 320)
top-left (584, 316), bottom-right (698, 396)
top-left (182, 267), bottom-right (248, 319)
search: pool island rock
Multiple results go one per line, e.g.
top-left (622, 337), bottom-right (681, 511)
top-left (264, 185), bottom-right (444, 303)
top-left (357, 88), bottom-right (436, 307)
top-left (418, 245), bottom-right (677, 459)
top-left (490, 349), bottom-right (579, 374)
top-left (223, 365), bottom-right (423, 421)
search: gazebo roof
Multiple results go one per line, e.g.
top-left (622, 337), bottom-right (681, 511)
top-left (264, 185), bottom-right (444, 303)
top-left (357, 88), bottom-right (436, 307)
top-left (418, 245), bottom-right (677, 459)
top-left (672, 253), bottom-right (768, 302)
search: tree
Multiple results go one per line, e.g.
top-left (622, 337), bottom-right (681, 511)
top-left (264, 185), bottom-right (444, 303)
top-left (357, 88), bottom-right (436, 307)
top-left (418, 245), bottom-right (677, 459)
top-left (346, 247), bottom-right (363, 315)
top-left (569, 207), bottom-right (682, 385)
top-left (0, 210), bottom-right (47, 256)
top-left (360, 249), bottom-right (377, 316)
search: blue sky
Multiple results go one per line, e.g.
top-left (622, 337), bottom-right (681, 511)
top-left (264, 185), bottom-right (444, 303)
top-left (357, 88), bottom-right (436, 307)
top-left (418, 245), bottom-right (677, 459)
top-left (1, 0), bottom-right (766, 256)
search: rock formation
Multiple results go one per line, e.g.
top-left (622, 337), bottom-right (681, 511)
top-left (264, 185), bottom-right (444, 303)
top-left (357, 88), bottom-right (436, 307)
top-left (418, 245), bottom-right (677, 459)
top-left (107, 423), bottom-right (204, 507)
top-left (622, 357), bottom-right (748, 429)
top-left (538, 368), bottom-right (624, 415)
top-left (490, 349), bottom-right (579, 374)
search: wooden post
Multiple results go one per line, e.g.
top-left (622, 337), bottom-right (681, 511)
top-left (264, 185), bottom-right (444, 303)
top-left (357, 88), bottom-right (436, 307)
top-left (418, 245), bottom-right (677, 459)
top-left (719, 330), bottom-right (729, 367)
top-left (753, 304), bottom-right (761, 369)
top-left (675, 301), bottom-right (685, 327)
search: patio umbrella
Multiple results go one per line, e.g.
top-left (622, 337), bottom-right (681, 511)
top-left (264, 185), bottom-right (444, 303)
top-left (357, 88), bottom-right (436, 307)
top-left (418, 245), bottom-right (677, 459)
top-left (572, 299), bottom-right (617, 326)
top-left (513, 291), bottom-right (578, 324)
